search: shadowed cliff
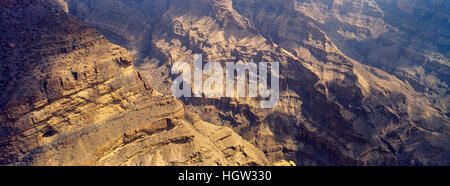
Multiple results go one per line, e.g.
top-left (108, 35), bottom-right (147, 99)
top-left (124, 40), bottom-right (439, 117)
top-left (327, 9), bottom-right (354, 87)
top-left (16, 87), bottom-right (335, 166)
top-left (64, 0), bottom-right (450, 165)
top-left (0, 0), bottom-right (269, 166)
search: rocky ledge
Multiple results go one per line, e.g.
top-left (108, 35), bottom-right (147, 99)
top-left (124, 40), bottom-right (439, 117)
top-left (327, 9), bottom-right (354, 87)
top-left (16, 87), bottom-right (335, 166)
top-left (0, 0), bottom-right (269, 166)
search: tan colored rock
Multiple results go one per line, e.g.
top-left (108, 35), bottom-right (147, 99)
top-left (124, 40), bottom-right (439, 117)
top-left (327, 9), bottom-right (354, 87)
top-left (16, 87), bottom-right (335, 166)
top-left (293, 0), bottom-right (450, 116)
top-left (66, 0), bottom-right (450, 166)
top-left (90, 114), bottom-right (268, 166)
top-left (273, 160), bottom-right (296, 166)
top-left (0, 1), bottom-right (268, 166)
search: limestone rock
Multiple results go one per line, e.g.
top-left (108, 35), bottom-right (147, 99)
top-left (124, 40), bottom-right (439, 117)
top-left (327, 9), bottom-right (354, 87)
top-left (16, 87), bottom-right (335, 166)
top-left (293, 0), bottom-right (450, 117)
top-left (66, 0), bottom-right (450, 165)
top-left (0, 0), bottom-right (268, 166)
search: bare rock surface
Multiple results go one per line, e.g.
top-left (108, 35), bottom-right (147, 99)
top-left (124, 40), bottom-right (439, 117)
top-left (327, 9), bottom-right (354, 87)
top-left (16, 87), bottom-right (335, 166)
top-left (0, 0), bottom-right (269, 166)
top-left (66, 0), bottom-right (450, 165)
top-left (293, 0), bottom-right (449, 117)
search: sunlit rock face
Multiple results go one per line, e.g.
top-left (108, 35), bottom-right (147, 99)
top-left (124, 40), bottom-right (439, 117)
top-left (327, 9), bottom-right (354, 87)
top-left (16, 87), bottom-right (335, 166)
top-left (0, 0), bottom-right (269, 166)
top-left (62, 0), bottom-right (450, 165)
top-left (293, 0), bottom-right (449, 117)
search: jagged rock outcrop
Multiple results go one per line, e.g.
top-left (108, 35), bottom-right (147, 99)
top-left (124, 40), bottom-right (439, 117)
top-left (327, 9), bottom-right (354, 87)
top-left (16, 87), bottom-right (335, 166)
top-left (66, 0), bottom-right (450, 165)
top-left (92, 113), bottom-right (268, 166)
top-left (0, 0), bottom-right (269, 166)
top-left (292, 0), bottom-right (449, 117)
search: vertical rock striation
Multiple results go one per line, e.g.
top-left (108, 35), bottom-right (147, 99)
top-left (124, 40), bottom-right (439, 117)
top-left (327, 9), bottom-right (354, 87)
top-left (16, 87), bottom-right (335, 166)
top-left (65, 0), bottom-right (450, 165)
top-left (0, 0), bottom-right (269, 166)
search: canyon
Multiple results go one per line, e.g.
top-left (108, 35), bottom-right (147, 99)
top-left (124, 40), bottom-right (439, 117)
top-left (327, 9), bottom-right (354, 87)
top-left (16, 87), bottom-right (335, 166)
top-left (292, 0), bottom-right (449, 119)
top-left (0, 0), bottom-right (449, 166)
top-left (0, 0), bottom-right (269, 165)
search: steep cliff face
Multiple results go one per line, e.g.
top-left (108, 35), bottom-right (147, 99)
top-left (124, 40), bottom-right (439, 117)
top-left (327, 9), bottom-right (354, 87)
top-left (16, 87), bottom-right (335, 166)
top-left (66, 0), bottom-right (449, 165)
top-left (233, 0), bottom-right (449, 165)
top-left (0, 0), bottom-right (269, 166)
top-left (293, 0), bottom-right (450, 117)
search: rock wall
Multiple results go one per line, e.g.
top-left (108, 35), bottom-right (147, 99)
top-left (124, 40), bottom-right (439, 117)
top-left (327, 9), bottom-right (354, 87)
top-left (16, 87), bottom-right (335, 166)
top-left (0, 0), bottom-right (269, 166)
top-left (64, 0), bottom-right (450, 165)
top-left (293, 0), bottom-right (450, 117)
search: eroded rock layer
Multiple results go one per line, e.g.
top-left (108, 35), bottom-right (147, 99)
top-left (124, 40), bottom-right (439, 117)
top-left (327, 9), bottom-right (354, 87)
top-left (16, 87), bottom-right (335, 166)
top-left (0, 0), bottom-right (269, 166)
top-left (292, 0), bottom-right (449, 117)
top-left (66, 0), bottom-right (450, 165)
